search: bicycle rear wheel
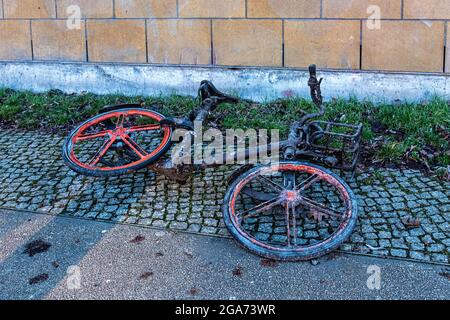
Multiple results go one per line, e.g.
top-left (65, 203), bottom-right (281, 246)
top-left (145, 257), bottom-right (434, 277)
top-left (62, 107), bottom-right (173, 177)
top-left (223, 161), bottom-right (357, 261)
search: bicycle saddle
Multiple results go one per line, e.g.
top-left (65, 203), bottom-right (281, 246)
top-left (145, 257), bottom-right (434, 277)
top-left (198, 80), bottom-right (240, 104)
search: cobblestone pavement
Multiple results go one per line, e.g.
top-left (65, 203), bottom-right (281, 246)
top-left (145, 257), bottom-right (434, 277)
top-left (0, 130), bottom-right (449, 264)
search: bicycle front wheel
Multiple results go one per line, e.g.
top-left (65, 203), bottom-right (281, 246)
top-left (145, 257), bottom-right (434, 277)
top-left (223, 161), bottom-right (358, 261)
top-left (62, 107), bottom-right (173, 177)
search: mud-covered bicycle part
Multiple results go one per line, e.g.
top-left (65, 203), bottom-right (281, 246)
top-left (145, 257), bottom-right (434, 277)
top-left (63, 64), bottom-right (362, 180)
top-left (165, 65), bottom-right (360, 181)
top-left (62, 107), bottom-right (173, 177)
top-left (63, 64), bottom-right (363, 261)
top-left (279, 65), bottom-right (362, 177)
top-left (160, 80), bottom-right (244, 132)
top-left (222, 161), bottom-right (358, 261)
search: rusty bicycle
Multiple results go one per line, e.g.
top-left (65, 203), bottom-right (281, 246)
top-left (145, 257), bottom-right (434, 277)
top-left (63, 65), bottom-right (362, 261)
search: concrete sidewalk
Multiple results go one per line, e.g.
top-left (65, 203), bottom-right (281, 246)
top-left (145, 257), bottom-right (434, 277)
top-left (0, 209), bottom-right (448, 300)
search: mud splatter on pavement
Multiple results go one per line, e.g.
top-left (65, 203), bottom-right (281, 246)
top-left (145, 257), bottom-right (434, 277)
top-left (438, 269), bottom-right (450, 280)
top-left (29, 273), bottom-right (49, 285)
top-left (130, 235), bottom-right (146, 244)
top-left (260, 259), bottom-right (279, 268)
top-left (139, 272), bottom-right (154, 280)
top-left (232, 266), bottom-right (243, 277)
top-left (23, 240), bottom-right (51, 257)
top-left (189, 287), bottom-right (199, 295)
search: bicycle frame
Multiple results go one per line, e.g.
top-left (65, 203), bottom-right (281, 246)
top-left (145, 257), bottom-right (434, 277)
top-left (62, 65), bottom-right (362, 261)
top-left (148, 65), bottom-right (362, 182)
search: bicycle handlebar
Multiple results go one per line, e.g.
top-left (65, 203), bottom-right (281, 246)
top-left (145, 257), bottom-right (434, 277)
top-left (187, 66), bottom-right (324, 133)
top-left (299, 64), bottom-right (325, 126)
top-left (308, 64), bottom-right (323, 106)
top-left (309, 64), bottom-right (317, 78)
top-left (284, 65), bottom-right (326, 159)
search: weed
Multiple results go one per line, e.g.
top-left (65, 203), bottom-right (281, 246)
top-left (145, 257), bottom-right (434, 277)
top-left (0, 89), bottom-right (449, 167)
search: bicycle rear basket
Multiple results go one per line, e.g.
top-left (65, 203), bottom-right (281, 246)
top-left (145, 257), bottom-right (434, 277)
top-left (308, 121), bottom-right (363, 174)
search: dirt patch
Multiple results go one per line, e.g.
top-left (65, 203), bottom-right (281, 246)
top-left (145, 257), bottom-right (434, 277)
top-left (402, 216), bottom-right (421, 229)
top-left (232, 266), bottom-right (243, 277)
top-left (29, 273), bottom-right (49, 285)
top-left (260, 259), bottom-right (279, 268)
top-left (23, 240), bottom-right (51, 257)
top-left (139, 272), bottom-right (154, 280)
top-left (130, 235), bottom-right (146, 244)
top-left (189, 287), bottom-right (199, 295)
top-left (438, 269), bottom-right (450, 281)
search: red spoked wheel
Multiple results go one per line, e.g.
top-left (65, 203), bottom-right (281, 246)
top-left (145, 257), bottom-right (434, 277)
top-left (223, 161), bottom-right (357, 261)
top-left (62, 106), bottom-right (173, 177)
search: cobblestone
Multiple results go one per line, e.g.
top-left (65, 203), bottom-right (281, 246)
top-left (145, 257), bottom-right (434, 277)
top-left (0, 130), bottom-right (448, 264)
top-left (410, 251), bottom-right (429, 261)
top-left (390, 249), bottom-right (408, 258)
